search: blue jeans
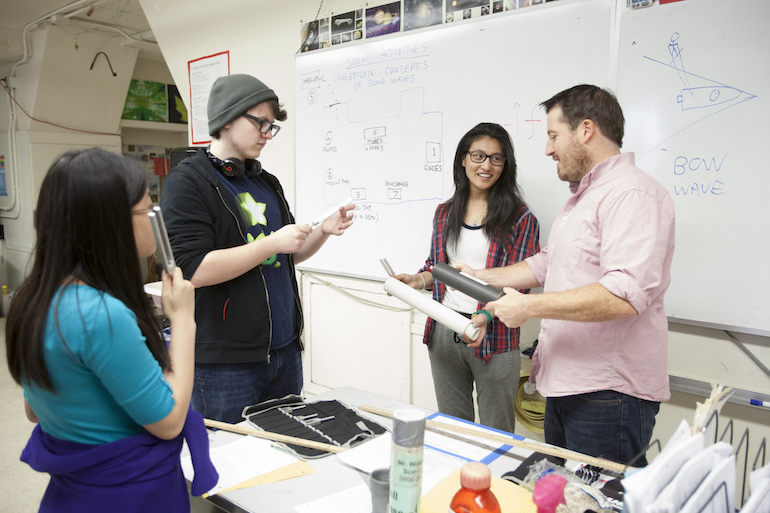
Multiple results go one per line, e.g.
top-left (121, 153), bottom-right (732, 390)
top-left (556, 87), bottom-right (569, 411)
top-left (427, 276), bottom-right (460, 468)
top-left (191, 344), bottom-right (303, 424)
top-left (544, 390), bottom-right (659, 467)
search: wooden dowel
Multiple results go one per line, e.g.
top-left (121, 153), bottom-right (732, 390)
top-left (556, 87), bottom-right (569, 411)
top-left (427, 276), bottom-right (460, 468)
top-left (358, 405), bottom-right (629, 474)
top-left (204, 418), bottom-right (347, 454)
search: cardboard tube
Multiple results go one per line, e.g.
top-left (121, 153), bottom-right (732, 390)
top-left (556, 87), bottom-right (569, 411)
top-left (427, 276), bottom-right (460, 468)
top-left (384, 277), bottom-right (480, 340)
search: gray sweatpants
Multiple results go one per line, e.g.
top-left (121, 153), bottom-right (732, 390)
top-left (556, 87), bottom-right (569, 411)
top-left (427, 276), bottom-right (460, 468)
top-left (428, 321), bottom-right (520, 433)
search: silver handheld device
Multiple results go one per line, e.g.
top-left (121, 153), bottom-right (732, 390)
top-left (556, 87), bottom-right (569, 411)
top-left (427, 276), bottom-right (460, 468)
top-left (379, 258), bottom-right (395, 277)
top-left (148, 205), bottom-right (176, 276)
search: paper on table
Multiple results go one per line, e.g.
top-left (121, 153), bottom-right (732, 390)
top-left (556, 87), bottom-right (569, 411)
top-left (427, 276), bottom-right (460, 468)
top-left (338, 416), bottom-right (513, 474)
top-left (214, 461), bottom-right (315, 495)
top-left (420, 468), bottom-right (536, 513)
top-left (181, 434), bottom-right (299, 496)
top-left (295, 483), bottom-right (372, 513)
top-left (336, 431), bottom-right (392, 473)
top-left (337, 433), bottom-right (450, 486)
top-left (424, 414), bottom-right (515, 464)
top-left (335, 432), bottom-right (460, 495)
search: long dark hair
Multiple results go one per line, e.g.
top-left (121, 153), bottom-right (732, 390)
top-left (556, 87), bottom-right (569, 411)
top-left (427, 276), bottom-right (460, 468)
top-left (5, 148), bottom-right (168, 391)
top-left (443, 122), bottom-right (526, 251)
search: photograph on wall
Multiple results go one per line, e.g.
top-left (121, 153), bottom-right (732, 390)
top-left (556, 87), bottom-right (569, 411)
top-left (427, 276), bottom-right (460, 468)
top-left (122, 79), bottom-right (168, 122)
top-left (444, 0), bottom-right (490, 21)
top-left (319, 17), bottom-right (331, 49)
top-left (404, 0), bottom-right (442, 31)
top-left (493, 0), bottom-right (530, 10)
top-left (167, 84), bottom-right (188, 124)
top-left (366, 2), bottom-right (401, 38)
top-left (300, 19), bottom-right (321, 52)
top-left (331, 11), bottom-right (357, 45)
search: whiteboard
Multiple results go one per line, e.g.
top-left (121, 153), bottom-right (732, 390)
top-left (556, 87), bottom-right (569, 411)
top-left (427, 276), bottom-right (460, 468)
top-left (294, 0), bottom-right (770, 334)
top-left (294, 0), bottom-right (612, 281)
top-left (616, 0), bottom-right (770, 334)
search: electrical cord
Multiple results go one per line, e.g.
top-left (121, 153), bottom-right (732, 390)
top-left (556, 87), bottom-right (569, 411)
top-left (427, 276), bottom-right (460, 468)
top-left (303, 271), bottom-right (411, 313)
top-left (515, 373), bottom-right (545, 434)
top-left (297, 0), bottom-right (325, 54)
top-left (0, 78), bottom-right (123, 146)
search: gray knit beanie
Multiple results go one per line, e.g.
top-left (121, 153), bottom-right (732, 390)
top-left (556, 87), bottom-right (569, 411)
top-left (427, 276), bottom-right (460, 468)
top-left (207, 74), bottom-right (278, 136)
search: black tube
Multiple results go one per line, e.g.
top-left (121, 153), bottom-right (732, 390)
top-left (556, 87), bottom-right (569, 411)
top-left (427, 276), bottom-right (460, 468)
top-left (432, 263), bottom-right (505, 304)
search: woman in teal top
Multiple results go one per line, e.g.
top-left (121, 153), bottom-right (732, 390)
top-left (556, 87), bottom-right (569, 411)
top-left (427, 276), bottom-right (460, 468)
top-left (5, 148), bottom-right (209, 511)
top-left (27, 286), bottom-right (178, 444)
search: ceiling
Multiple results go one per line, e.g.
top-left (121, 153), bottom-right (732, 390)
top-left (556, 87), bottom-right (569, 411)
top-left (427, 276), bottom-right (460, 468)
top-left (0, 0), bottom-right (163, 62)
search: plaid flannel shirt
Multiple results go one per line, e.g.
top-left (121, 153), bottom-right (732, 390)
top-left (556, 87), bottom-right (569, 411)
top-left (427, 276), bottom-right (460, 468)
top-left (419, 202), bottom-right (540, 362)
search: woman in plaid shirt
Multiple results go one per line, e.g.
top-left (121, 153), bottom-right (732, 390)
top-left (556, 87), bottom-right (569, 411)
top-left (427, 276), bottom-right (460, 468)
top-left (395, 123), bottom-right (539, 432)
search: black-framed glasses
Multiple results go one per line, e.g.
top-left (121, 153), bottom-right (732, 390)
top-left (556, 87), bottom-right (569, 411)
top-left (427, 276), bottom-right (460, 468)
top-left (242, 113), bottom-right (281, 136)
top-left (467, 151), bottom-right (506, 167)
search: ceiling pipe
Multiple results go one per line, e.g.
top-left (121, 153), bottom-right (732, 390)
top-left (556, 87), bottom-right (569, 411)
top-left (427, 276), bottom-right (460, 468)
top-left (66, 16), bottom-right (159, 46)
top-left (11, 0), bottom-right (94, 77)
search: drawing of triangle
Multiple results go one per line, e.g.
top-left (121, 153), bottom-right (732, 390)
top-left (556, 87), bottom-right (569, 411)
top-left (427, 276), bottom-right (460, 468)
top-left (644, 56), bottom-right (757, 113)
top-left (637, 56), bottom-right (757, 160)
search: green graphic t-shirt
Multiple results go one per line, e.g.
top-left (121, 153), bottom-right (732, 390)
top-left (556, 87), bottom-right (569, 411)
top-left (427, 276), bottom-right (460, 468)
top-left (216, 170), bottom-right (296, 349)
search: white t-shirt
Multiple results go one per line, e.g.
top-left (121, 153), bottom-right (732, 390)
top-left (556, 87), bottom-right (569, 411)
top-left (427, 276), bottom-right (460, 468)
top-left (442, 224), bottom-right (490, 313)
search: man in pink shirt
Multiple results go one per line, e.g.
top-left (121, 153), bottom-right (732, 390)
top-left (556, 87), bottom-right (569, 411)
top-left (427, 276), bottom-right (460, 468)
top-left (459, 85), bottom-right (675, 466)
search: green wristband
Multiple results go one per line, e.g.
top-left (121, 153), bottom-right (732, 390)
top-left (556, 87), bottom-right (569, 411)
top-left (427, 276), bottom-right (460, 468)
top-left (472, 309), bottom-right (493, 324)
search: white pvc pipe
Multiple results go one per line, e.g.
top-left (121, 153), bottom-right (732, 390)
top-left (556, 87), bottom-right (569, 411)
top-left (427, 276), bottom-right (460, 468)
top-left (1, 80), bottom-right (20, 217)
top-left (383, 277), bottom-right (480, 340)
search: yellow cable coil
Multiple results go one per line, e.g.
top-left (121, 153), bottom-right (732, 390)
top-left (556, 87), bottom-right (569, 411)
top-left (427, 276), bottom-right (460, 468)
top-left (514, 373), bottom-right (545, 434)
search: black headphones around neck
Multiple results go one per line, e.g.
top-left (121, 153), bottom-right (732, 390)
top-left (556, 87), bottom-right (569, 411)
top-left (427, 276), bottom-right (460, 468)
top-left (207, 151), bottom-right (262, 178)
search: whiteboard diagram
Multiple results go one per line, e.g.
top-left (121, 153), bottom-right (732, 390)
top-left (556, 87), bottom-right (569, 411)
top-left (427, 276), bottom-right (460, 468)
top-left (294, 0), bottom-right (613, 281)
top-left (618, 0), bottom-right (770, 333)
top-left (320, 88), bottom-right (444, 206)
top-left (637, 32), bottom-right (757, 160)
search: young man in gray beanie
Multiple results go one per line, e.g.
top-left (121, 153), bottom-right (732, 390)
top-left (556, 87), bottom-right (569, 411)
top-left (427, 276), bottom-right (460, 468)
top-left (160, 74), bottom-right (354, 424)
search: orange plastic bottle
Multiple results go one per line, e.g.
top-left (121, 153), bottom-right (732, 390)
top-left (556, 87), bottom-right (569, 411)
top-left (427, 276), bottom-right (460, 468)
top-left (449, 462), bottom-right (502, 513)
